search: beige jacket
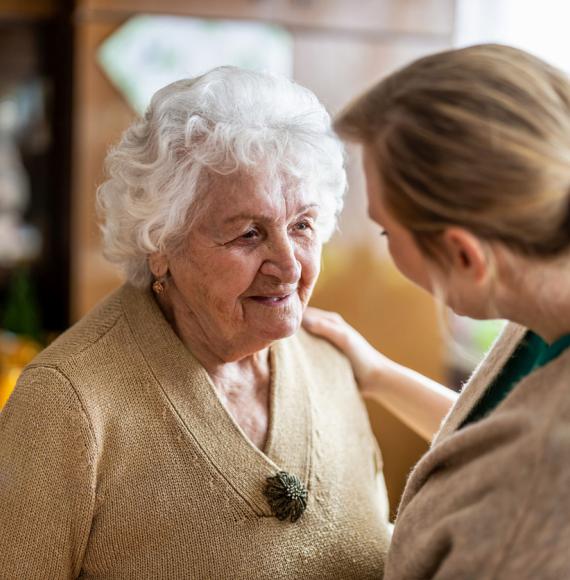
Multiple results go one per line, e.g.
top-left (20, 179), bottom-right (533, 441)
top-left (0, 284), bottom-right (390, 579)
top-left (386, 323), bottom-right (570, 579)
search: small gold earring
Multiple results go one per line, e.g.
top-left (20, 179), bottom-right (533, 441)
top-left (152, 279), bottom-right (165, 295)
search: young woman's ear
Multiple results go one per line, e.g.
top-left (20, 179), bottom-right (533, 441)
top-left (148, 252), bottom-right (169, 278)
top-left (441, 227), bottom-right (489, 284)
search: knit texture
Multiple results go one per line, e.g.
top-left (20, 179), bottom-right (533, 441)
top-left (386, 323), bottom-right (570, 579)
top-left (0, 284), bottom-right (390, 579)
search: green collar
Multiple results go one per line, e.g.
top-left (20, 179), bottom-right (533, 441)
top-left (461, 329), bottom-right (570, 427)
top-left (535, 332), bottom-right (570, 368)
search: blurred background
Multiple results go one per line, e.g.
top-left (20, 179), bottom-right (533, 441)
top-left (1, 0), bottom-right (569, 516)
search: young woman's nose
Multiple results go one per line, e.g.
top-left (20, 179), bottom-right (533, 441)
top-left (259, 235), bottom-right (302, 284)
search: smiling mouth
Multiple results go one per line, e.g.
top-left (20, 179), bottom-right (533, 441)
top-left (249, 293), bottom-right (294, 305)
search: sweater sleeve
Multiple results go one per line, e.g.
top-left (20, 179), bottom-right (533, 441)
top-left (0, 366), bottom-right (97, 579)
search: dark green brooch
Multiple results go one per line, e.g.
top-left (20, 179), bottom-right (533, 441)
top-left (263, 471), bottom-right (308, 522)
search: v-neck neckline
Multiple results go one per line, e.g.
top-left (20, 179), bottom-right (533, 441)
top-left (120, 283), bottom-right (313, 516)
top-left (534, 331), bottom-right (570, 368)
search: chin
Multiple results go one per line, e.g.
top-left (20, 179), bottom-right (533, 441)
top-left (258, 319), bottom-right (301, 342)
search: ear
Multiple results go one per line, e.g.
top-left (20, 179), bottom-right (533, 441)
top-left (148, 252), bottom-right (169, 278)
top-left (441, 227), bottom-right (490, 284)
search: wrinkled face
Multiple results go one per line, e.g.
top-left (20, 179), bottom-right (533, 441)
top-left (163, 172), bottom-right (323, 358)
top-left (363, 147), bottom-right (433, 293)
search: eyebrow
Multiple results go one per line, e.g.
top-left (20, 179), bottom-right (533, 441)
top-left (222, 204), bottom-right (320, 225)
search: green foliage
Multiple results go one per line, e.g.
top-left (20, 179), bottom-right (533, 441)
top-left (1, 267), bottom-right (43, 343)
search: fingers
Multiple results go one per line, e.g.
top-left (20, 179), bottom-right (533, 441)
top-left (302, 307), bottom-right (350, 352)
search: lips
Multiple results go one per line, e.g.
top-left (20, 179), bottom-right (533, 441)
top-left (250, 295), bottom-right (289, 304)
top-left (248, 291), bottom-right (296, 305)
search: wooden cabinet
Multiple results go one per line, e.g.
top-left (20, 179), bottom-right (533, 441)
top-left (76, 0), bottom-right (454, 36)
top-left (71, 18), bottom-right (132, 318)
top-left (0, 0), bottom-right (59, 19)
top-left (0, 1), bottom-right (73, 336)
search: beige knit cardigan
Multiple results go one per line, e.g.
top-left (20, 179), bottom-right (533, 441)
top-left (385, 322), bottom-right (570, 579)
top-left (0, 284), bottom-right (390, 579)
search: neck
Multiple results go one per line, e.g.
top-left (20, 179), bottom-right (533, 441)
top-left (496, 251), bottom-right (570, 344)
top-left (154, 285), bottom-right (273, 451)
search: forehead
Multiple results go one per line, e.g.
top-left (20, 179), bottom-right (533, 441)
top-left (201, 171), bottom-right (319, 222)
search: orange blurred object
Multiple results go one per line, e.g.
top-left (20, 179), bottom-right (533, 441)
top-left (0, 332), bottom-right (41, 410)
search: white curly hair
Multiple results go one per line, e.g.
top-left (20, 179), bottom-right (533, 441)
top-left (96, 66), bottom-right (347, 287)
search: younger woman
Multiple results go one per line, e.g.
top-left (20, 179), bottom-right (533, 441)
top-left (305, 44), bottom-right (570, 579)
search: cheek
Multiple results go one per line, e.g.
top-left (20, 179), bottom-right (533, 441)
top-left (175, 251), bottom-right (261, 304)
top-left (217, 256), bottom-right (260, 293)
top-left (389, 238), bottom-right (431, 290)
top-left (299, 241), bottom-right (322, 286)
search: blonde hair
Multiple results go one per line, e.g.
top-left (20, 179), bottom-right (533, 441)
top-left (335, 44), bottom-right (570, 264)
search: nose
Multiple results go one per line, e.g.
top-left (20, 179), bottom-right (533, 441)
top-left (260, 234), bottom-right (301, 284)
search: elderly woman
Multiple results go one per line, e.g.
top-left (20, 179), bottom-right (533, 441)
top-left (0, 67), bottom-right (389, 578)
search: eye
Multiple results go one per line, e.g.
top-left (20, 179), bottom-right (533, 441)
top-left (226, 227), bottom-right (262, 246)
top-left (379, 228), bottom-right (388, 237)
top-left (293, 220), bottom-right (312, 232)
top-left (241, 228), bottom-right (260, 240)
